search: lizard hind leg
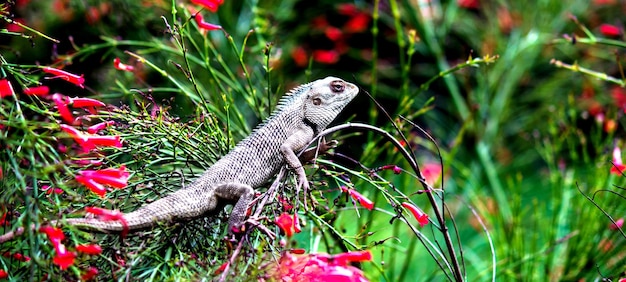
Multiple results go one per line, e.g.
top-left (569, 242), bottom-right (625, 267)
top-left (213, 183), bottom-right (254, 234)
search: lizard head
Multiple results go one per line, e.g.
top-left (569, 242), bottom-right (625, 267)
top-left (301, 76), bottom-right (359, 131)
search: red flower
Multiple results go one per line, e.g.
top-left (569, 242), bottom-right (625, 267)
top-left (193, 11), bottom-right (222, 31)
top-left (42, 67), bottom-right (85, 88)
top-left (0, 79), bottom-right (15, 98)
top-left (23, 85), bottom-right (50, 96)
top-left (81, 266), bottom-right (98, 281)
top-left (401, 202), bottom-right (429, 227)
top-left (42, 185), bottom-right (64, 195)
top-left (380, 164), bottom-right (402, 174)
top-left (214, 262), bottom-right (228, 275)
top-left (0, 212), bottom-right (9, 226)
top-left (341, 186), bottom-right (374, 210)
top-left (87, 121), bottom-right (115, 134)
top-left (76, 165), bottom-right (129, 197)
top-left (84, 207), bottom-right (128, 237)
top-left (275, 212), bottom-right (298, 237)
top-left (344, 13), bottom-right (369, 33)
top-left (39, 226), bottom-right (76, 269)
top-left (52, 94), bottom-right (75, 124)
top-left (312, 50), bottom-right (340, 64)
top-left (268, 251), bottom-right (371, 282)
top-left (113, 58), bottom-right (135, 72)
top-left (2, 252), bottom-right (31, 262)
top-left (457, 0), bottom-right (479, 9)
top-left (599, 24), bottom-right (621, 37)
top-left (291, 46), bottom-right (309, 67)
top-left (60, 124), bottom-right (123, 151)
top-left (610, 218), bottom-right (624, 230)
top-left (52, 249), bottom-right (76, 270)
top-left (610, 145), bottom-right (626, 175)
top-left (76, 244), bottom-right (102, 255)
top-left (0, 270), bottom-right (7, 279)
top-left (69, 97), bottom-right (105, 108)
top-left (611, 86), bottom-right (626, 111)
top-left (316, 250), bottom-right (372, 265)
top-left (191, 0), bottom-right (223, 12)
top-left (325, 27), bottom-right (343, 41)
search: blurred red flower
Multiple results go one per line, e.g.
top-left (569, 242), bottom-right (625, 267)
top-left (23, 86), bottom-right (50, 96)
top-left (599, 24), bottom-right (621, 37)
top-left (313, 50), bottom-right (340, 64)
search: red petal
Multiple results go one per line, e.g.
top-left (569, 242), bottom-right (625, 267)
top-left (0, 79), bottom-right (15, 98)
top-left (23, 86), bottom-right (50, 96)
top-left (76, 244), bottom-right (102, 255)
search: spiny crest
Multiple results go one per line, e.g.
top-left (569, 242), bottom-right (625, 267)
top-left (243, 80), bottom-right (314, 139)
top-left (272, 80), bottom-right (314, 113)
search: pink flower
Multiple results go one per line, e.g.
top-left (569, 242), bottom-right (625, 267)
top-left (0, 79), bottom-right (15, 98)
top-left (599, 24), bottom-right (621, 37)
top-left (42, 67), bottom-right (85, 88)
top-left (113, 58), bottom-right (135, 72)
top-left (401, 202), bottom-right (429, 227)
top-left (76, 244), bottom-right (102, 255)
top-left (610, 218), bottom-right (624, 230)
top-left (193, 11), bottom-right (222, 31)
top-left (341, 186), bottom-right (374, 210)
top-left (610, 145), bottom-right (626, 175)
top-left (23, 85), bottom-right (50, 96)
top-left (191, 0), bottom-right (223, 12)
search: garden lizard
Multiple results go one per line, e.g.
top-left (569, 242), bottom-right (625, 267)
top-left (0, 76), bottom-right (358, 241)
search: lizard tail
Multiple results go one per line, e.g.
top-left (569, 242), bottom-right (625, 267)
top-left (64, 188), bottom-right (213, 233)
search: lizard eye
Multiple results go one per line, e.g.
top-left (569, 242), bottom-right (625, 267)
top-left (330, 80), bottom-right (345, 93)
top-left (312, 97), bottom-right (322, 105)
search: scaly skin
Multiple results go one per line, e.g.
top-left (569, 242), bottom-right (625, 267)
top-left (0, 76), bottom-right (358, 242)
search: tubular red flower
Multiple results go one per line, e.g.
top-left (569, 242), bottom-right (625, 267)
top-left (0, 79), bottom-right (15, 98)
top-left (52, 250), bottom-right (76, 270)
top-left (113, 57), bottom-right (135, 72)
top-left (84, 207), bottom-right (128, 237)
top-left (191, 0), bottom-right (223, 12)
top-left (81, 266), bottom-right (98, 281)
top-left (193, 11), bottom-right (222, 31)
top-left (76, 244), bottom-right (102, 255)
top-left (0, 269), bottom-right (7, 279)
top-left (79, 165), bottom-right (129, 189)
top-left (60, 124), bottom-right (123, 151)
top-left (341, 186), bottom-right (374, 210)
top-left (23, 86), bottom-right (50, 96)
top-left (275, 212), bottom-right (296, 237)
top-left (52, 94), bottom-right (75, 124)
top-left (39, 226), bottom-right (76, 269)
top-left (69, 97), bottom-right (105, 108)
top-left (42, 67), bottom-right (85, 88)
top-left (401, 202), bottom-right (429, 227)
top-left (75, 174), bottom-right (107, 197)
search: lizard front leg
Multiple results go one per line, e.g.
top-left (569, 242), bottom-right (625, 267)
top-left (280, 127), bottom-right (315, 207)
top-left (214, 183), bottom-right (254, 233)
